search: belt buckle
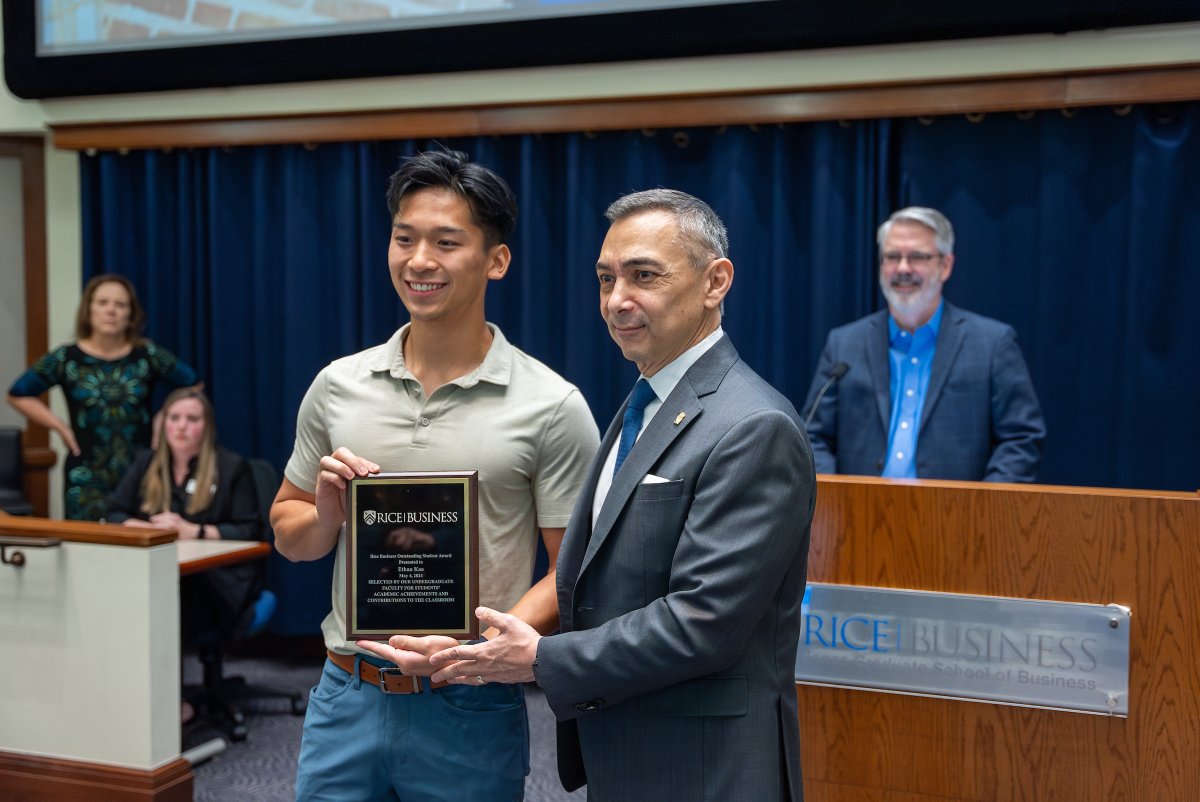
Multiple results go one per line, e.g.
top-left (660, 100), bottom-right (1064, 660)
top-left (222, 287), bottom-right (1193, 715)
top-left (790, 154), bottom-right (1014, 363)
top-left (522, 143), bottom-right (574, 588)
top-left (378, 666), bottom-right (420, 695)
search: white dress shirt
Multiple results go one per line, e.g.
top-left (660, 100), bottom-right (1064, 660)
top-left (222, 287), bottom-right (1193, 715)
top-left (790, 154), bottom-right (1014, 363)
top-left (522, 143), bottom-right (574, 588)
top-left (592, 327), bottom-right (724, 526)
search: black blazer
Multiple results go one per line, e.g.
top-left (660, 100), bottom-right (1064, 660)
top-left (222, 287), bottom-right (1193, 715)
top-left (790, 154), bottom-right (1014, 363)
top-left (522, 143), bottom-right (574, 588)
top-left (106, 446), bottom-right (261, 540)
top-left (106, 446), bottom-right (264, 638)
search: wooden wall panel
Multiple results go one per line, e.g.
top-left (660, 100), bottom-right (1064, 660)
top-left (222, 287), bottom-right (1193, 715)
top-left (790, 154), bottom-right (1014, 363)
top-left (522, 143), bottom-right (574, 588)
top-left (799, 476), bottom-right (1200, 802)
top-left (50, 65), bottom-right (1200, 152)
top-left (0, 136), bottom-right (51, 517)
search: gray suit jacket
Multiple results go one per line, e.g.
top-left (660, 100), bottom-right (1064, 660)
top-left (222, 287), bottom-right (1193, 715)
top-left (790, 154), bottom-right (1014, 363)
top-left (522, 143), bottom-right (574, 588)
top-left (802, 303), bottom-right (1045, 482)
top-left (536, 336), bottom-right (815, 802)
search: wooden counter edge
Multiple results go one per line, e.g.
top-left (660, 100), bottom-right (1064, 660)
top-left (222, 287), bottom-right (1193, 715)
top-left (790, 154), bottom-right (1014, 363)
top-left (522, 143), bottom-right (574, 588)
top-left (0, 516), bottom-right (176, 547)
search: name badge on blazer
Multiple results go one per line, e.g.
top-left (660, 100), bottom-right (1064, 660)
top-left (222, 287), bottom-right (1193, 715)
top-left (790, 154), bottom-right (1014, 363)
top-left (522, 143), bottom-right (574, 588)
top-left (184, 479), bottom-right (217, 495)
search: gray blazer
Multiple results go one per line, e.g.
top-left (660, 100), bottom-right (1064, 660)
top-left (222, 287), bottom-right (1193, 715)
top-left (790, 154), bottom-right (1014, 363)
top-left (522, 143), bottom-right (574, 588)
top-left (802, 303), bottom-right (1046, 482)
top-left (536, 336), bottom-right (815, 802)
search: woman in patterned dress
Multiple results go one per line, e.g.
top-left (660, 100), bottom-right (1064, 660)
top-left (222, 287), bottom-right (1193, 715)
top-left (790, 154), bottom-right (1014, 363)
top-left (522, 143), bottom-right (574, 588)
top-left (6, 274), bottom-right (198, 520)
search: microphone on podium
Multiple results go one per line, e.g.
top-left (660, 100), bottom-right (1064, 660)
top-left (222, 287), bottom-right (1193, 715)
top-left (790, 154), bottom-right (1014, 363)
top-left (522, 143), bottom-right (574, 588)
top-left (804, 362), bottom-right (849, 429)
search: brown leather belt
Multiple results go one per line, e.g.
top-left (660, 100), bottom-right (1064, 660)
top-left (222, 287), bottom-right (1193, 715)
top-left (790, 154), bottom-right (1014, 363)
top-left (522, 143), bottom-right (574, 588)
top-left (327, 650), bottom-right (449, 694)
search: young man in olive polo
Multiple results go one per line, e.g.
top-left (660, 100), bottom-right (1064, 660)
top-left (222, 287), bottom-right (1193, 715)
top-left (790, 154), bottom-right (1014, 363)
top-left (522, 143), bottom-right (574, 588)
top-left (272, 149), bottom-right (598, 800)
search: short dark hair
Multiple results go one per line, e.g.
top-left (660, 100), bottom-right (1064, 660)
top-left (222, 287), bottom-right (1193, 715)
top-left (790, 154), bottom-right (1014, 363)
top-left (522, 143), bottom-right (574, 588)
top-left (386, 148), bottom-right (517, 248)
top-left (75, 273), bottom-right (146, 343)
top-left (605, 188), bottom-right (728, 269)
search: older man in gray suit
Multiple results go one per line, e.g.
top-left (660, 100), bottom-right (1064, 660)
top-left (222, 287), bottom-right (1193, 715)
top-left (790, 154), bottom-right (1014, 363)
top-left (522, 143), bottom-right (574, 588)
top-left (368, 189), bottom-right (816, 801)
top-left (802, 206), bottom-right (1045, 482)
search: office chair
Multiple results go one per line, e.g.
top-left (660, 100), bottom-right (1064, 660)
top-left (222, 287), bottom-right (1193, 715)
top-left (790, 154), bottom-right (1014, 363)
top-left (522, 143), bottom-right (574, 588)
top-left (0, 428), bottom-right (34, 516)
top-left (188, 457), bottom-right (306, 742)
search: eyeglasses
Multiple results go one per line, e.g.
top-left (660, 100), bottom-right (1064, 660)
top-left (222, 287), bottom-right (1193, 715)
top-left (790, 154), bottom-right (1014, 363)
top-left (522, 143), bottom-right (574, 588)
top-left (881, 251), bottom-right (941, 266)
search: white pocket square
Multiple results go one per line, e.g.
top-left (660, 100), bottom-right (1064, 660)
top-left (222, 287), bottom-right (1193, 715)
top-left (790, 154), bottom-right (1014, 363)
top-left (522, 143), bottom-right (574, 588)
top-left (640, 473), bottom-right (671, 484)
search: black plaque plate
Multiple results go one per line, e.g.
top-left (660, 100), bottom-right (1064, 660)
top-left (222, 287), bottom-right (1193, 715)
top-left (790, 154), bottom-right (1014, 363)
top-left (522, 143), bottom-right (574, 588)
top-left (346, 471), bottom-right (479, 641)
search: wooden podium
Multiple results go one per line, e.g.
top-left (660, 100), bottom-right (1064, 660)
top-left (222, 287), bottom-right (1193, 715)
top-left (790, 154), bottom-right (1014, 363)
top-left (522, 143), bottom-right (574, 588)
top-left (797, 475), bottom-right (1200, 801)
top-left (0, 516), bottom-right (192, 801)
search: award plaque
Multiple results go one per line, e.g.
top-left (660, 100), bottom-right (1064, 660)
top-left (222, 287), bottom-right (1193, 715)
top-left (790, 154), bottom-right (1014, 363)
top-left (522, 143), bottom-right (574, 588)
top-left (345, 471), bottom-right (479, 641)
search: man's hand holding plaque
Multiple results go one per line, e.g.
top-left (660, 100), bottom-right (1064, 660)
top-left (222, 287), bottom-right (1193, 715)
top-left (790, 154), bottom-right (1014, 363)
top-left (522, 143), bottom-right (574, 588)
top-left (315, 447), bottom-right (381, 527)
top-left (355, 634), bottom-right (462, 677)
top-left (358, 606), bottom-right (540, 686)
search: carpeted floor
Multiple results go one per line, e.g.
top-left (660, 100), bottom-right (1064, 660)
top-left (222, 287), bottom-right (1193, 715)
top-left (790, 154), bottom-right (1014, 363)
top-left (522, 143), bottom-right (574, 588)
top-left (181, 647), bottom-right (583, 801)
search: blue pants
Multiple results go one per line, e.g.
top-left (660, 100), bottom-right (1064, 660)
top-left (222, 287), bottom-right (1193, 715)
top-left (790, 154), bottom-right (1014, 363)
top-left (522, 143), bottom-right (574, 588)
top-left (295, 655), bottom-right (529, 801)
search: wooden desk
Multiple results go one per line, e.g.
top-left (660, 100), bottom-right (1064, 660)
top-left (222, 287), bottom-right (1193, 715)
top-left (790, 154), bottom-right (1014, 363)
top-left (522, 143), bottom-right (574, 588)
top-left (178, 539), bottom-right (271, 576)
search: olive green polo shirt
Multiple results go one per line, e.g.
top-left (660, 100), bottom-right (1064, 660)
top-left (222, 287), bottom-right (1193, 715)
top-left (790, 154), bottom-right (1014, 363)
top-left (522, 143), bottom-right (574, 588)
top-left (285, 323), bottom-right (599, 655)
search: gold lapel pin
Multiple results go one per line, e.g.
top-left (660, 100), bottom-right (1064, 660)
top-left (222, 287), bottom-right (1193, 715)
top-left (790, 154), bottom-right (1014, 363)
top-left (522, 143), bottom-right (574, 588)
top-left (674, 412), bottom-right (686, 425)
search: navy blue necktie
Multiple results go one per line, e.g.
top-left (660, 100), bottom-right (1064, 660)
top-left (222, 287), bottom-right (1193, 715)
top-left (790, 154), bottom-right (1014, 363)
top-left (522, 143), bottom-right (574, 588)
top-left (613, 379), bottom-right (656, 477)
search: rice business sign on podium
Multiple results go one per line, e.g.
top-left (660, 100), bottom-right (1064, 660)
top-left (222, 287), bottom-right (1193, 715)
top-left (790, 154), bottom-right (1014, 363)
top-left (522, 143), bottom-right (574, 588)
top-left (795, 583), bottom-right (1131, 715)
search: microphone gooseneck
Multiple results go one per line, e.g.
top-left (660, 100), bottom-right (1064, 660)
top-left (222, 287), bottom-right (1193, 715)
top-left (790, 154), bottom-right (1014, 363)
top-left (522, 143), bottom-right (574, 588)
top-left (804, 362), bottom-right (849, 429)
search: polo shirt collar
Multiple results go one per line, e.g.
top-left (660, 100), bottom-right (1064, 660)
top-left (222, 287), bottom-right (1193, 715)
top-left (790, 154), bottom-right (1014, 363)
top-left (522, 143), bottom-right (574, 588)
top-left (369, 322), bottom-right (513, 387)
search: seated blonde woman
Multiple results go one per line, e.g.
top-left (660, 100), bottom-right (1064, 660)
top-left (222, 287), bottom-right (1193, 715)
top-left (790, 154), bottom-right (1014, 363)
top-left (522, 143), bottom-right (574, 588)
top-left (106, 388), bottom-right (263, 643)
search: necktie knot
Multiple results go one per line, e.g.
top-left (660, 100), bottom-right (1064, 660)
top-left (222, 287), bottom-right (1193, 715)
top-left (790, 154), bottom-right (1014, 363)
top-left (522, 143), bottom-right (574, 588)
top-left (627, 378), bottom-right (656, 414)
top-left (613, 379), bottom-right (656, 477)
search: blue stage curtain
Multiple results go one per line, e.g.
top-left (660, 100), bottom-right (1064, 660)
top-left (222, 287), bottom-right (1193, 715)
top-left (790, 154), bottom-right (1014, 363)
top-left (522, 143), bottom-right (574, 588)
top-left (79, 107), bottom-right (1200, 631)
top-left (892, 104), bottom-right (1200, 490)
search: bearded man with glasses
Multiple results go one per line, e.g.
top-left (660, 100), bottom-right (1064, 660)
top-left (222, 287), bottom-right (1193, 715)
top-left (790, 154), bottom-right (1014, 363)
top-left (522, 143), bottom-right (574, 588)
top-left (801, 206), bottom-right (1045, 482)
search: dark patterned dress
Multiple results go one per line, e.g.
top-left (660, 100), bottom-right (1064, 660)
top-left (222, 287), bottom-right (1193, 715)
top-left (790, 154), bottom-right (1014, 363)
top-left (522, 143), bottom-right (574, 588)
top-left (8, 342), bottom-right (198, 520)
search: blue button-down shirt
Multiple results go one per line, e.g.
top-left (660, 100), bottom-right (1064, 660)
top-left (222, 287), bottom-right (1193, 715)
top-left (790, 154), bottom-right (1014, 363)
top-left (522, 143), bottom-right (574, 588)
top-left (882, 303), bottom-right (943, 478)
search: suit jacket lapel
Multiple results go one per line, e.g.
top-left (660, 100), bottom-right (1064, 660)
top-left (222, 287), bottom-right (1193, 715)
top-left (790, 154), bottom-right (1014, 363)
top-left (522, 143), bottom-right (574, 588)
top-left (920, 302), bottom-right (966, 429)
top-left (581, 384), bottom-right (701, 575)
top-left (557, 410), bottom-right (622, 631)
top-left (865, 311), bottom-right (891, 432)
top-left (577, 336), bottom-right (737, 578)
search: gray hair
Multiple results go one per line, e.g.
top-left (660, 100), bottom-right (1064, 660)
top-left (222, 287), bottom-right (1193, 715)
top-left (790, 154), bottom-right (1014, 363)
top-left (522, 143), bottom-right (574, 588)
top-left (605, 188), bottom-right (728, 270)
top-left (877, 206), bottom-right (955, 255)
